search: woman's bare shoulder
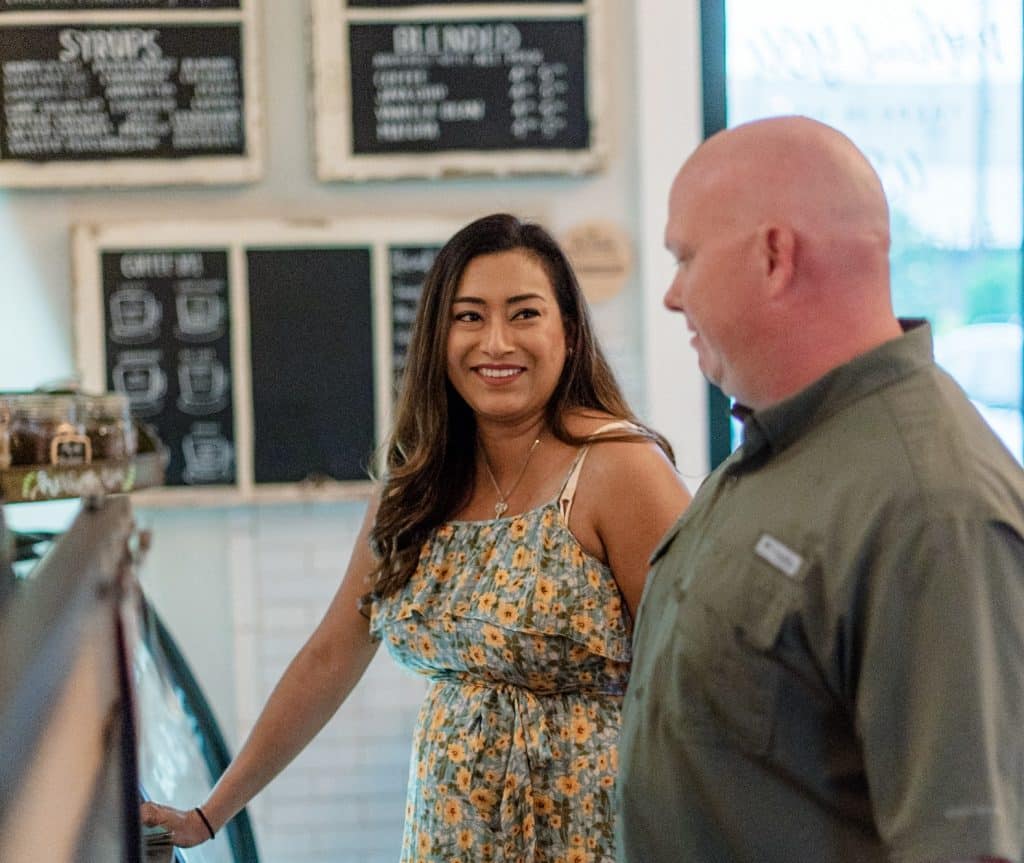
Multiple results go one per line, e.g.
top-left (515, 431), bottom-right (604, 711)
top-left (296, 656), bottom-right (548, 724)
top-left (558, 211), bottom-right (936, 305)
top-left (559, 412), bottom-right (684, 488)
top-left (582, 434), bottom-right (680, 485)
top-left (562, 409), bottom-right (643, 439)
top-left (562, 409), bottom-right (614, 435)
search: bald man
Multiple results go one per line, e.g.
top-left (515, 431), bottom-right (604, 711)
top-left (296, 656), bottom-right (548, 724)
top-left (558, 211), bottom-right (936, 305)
top-left (616, 116), bottom-right (1024, 863)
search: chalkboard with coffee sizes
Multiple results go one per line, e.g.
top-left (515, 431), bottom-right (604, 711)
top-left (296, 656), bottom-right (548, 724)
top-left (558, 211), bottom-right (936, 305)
top-left (310, 0), bottom-right (606, 181)
top-left (101, 247), bottom-right (236, 488)
top-left (73, 216), bottom-right (466, 506)
top-left (0, 0), bottom-right (262, 187)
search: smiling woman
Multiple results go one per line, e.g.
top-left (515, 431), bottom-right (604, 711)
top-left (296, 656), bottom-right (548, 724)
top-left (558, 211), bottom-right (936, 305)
top-left (446, 249), bottom-right (568, 431)
top-left (361, 213), bottom-right (691, 862)
top-left (141, 213), bottom-right (691, 863)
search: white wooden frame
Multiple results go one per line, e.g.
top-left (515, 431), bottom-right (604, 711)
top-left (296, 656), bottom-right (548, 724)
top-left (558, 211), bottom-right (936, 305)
top-left (310, 0), bottom-right (607, 181)
top-left (72, 216), bottom-right (467, 507)
top-left (0, 1), bottom-right (263, 188)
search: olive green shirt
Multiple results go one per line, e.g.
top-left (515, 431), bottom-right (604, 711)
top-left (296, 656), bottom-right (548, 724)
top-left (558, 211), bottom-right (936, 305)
top-left (618, 321), bottom-right (1024, 863)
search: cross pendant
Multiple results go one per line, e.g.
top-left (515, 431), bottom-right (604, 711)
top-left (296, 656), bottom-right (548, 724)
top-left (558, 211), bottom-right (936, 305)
top-left (494, 501), bottom-right (509, 518)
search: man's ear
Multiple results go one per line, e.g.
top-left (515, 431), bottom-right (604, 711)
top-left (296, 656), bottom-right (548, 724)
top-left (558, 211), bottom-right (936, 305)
top-left (756, 224), bottom-right (795, 298)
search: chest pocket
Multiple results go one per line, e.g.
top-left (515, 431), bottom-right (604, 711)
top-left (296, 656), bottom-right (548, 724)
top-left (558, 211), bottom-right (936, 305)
top-left (669, 539), bottom-right (803, 756)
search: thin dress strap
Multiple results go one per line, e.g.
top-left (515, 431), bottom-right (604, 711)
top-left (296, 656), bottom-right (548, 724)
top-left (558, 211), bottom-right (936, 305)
top-left (558, 420), bottom-right (639, 522)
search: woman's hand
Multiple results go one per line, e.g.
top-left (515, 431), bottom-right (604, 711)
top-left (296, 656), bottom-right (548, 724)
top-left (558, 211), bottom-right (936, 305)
top-left (140, 802), bottom-right (213, 848)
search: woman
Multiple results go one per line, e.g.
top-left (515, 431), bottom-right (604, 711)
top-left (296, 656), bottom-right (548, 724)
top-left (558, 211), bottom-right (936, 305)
top-left (143, 214), bottom-right (690, 862)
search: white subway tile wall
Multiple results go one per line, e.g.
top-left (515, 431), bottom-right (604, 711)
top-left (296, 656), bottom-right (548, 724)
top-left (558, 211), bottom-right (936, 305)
top-left (237, 502), bottom-right (426, 863)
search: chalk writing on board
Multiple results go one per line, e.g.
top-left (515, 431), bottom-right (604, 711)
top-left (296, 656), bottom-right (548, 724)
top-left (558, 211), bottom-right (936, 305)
top-left (348, 18), bottom-right (588, 153)
top-left (0, 24), bottom-right (245, 160)
top-left (347, 0), bottom-right (578, 5)
top-left (389, 244), bottom-right (439, 391)
top-left (102, 249), bottom-right (235, 486)
top-left (0, 1), bottom-right (240, 10)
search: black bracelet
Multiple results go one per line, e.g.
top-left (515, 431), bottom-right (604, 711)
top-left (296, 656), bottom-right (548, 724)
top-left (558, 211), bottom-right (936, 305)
top-left (194, 806), bottom-right (216, 840)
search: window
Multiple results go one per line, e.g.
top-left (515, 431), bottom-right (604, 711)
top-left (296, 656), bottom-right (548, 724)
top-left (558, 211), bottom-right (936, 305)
top-left (702, 0), bottom-right (1023, 465)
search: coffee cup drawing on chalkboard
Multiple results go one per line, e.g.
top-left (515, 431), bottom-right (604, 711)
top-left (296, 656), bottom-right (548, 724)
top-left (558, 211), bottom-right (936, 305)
top-left (177, 352), bottom-right (229, 415)
top-left (109, 287), bottom-right (162, 344)
top-left (112, 353), bottom-right (167, 418)
top-left (174, 287), bottom-right (226, 342)
top-left (181, 425), bottom-right (233, 484)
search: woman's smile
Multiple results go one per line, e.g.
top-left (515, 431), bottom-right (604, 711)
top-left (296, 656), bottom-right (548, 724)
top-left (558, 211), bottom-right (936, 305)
top-left (475, 364), bottom-right (527, 382)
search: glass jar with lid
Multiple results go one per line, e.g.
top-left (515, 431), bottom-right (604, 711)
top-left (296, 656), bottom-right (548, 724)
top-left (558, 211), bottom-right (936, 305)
top-left (8, 394), bottom-right (91, 467)
top-left (80, 393), bottom-right (136, 462)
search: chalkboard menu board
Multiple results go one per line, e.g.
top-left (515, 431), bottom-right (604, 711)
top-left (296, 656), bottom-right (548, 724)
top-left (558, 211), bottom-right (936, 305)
top-left (311, 0), bottom-right (605, 180)
top-left (346, 1), bottom-right (582, 6)
top-left (348, 19), bottom-right (588, 154)
top-left (388, 243), bottom-right (439, 392)
top-left (0, 2), bottom-right (240, 9)
top-left (74, 217), bottom-right (465, 505)
top-left (0, 0), bottom-right (261, 186)
top-left (101, 249), bottom-right (235, 487)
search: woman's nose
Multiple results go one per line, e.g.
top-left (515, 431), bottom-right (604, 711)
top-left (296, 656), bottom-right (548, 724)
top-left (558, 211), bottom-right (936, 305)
top-left (482, 319), bottom-right (513, 355)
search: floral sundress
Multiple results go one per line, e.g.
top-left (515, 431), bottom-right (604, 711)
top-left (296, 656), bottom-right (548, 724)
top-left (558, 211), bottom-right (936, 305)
top-left (369, 444), bottom-right (632, 863)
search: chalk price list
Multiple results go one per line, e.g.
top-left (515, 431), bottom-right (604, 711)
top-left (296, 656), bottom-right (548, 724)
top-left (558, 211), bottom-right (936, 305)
top-left (349, 18), bottom-right (588, 153)
top-left (508, 58), bottom-right (570, 141)
top-left (0, 24), bottom-right (245, 160)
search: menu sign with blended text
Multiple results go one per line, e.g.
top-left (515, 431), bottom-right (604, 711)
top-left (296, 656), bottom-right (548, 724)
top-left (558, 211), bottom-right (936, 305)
top-left (346, 1), bottom-right (580, 6)
top-left (348, 17), bottom-right (588, 154)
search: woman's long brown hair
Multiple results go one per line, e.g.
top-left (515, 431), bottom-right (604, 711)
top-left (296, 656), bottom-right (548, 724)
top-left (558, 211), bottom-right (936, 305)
top-left (366, 214), bottom-right (673, 605)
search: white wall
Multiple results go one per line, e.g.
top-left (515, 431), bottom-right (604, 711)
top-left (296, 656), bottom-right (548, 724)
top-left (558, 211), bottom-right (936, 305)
top-left (1, 1), bottom-right (707, 860)
top-left (636, 0), bottom-right (708, 486)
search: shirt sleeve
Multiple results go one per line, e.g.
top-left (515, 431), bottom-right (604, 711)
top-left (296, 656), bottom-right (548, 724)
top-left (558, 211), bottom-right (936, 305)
top-left (856, 510), bottom-right (1024, 863)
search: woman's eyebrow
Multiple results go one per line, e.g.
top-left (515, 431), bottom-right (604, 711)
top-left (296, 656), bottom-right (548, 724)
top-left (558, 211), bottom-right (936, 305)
top-left (506, 292), bottom-right (547, 305)
top-left (452, 292), bottom-right (548, 306)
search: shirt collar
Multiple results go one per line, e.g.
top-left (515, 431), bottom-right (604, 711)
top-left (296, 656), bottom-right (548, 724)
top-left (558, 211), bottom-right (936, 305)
top-left (733, 319), bottom-right (933, 463)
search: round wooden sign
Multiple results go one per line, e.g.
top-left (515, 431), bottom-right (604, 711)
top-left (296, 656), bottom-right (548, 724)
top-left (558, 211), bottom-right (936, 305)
top-left (560, 220), bottom-right (633, 303)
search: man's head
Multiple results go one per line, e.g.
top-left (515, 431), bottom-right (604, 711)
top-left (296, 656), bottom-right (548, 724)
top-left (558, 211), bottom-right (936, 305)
top-left (664, 115), bottom-right (902, 410)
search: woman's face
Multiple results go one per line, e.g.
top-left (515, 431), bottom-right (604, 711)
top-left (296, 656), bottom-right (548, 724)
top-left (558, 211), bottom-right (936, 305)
top-left (446, 249), bottom-right (567, 428)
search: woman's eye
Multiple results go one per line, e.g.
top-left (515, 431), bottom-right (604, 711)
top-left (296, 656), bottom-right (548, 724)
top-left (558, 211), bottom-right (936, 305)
top-left (454, 310), bottom-right (481, 322)
top-left (512, 307), bottom-right (540, 320)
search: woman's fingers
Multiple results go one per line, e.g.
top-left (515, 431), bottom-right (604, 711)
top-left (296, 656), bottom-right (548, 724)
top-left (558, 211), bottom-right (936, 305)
top-left (140, 801), bottom-right (167, 826)
top-left (138, 803), bottom-right (208, 848)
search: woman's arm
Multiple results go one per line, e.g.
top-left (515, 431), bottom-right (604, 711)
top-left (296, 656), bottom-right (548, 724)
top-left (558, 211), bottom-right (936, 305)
top-left (141, 494), bottom-right (383, 846)
top-left (573, 440), bottom-right (691, 618)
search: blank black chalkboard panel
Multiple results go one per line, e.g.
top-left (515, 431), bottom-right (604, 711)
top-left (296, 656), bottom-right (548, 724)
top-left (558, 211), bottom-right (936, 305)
top-left (246, 248), bottom-right (375, 484)
top-left (348, 17), bottom-right (588, 154)
top-left (101, 248), bottom-right (236, 487)
top-left (0, 1), bottom-right (239, 9)
top-left (0, 23), bottom-right (245, 161)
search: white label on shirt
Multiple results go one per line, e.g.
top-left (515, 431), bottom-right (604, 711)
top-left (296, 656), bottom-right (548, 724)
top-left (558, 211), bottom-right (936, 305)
top-left (944, 804), bottom-right (997, 819)
top-left (754, 534), bottom-right (803, 578)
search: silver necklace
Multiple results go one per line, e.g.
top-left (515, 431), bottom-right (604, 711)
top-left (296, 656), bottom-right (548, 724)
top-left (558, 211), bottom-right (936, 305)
top-left (481, 437), bottom-right (541, 518)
